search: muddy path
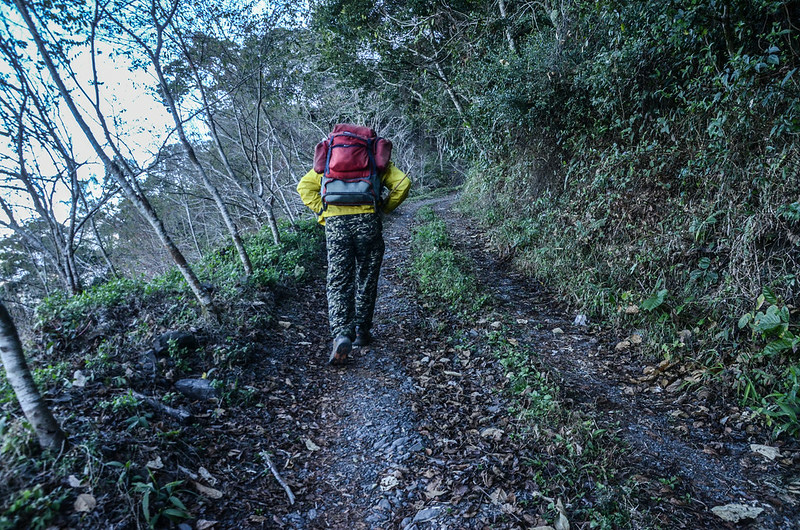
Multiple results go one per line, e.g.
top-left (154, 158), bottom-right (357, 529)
top-left (244, 194), bottom-right (799, 529)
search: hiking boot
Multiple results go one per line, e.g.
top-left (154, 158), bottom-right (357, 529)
top-left (353, 326), bottom-right (371, 347)
top-left (329, 335), bottom-right (352, 365)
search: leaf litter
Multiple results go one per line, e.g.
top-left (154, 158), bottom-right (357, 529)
top-left (21, 195), bottom-right (799, 529)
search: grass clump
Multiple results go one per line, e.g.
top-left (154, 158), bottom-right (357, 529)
top-left (410, 206), bottom-right (487, 312)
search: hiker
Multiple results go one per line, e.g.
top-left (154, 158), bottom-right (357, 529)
top-left (297, 124), bottom-right (411, 365)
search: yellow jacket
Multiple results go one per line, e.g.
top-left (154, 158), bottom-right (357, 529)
top-left (296, 162), bottom-right (411, 225)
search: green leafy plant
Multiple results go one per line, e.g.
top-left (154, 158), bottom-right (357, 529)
top-left (738, 287), bottom-right (798, 359)
top-left (737, 287), bottom-right (800, 434)
top-left (131, 471), bottom-right (191, 529)
top-left (641, 284), bottom-right (669, 312)
top-left (99, 390), bottom-right (142, 413)
top-left (0, 485), bottom-right (66, 530)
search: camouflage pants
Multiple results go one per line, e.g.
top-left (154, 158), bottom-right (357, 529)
top-left (325, 213), bottom-right (385, 340)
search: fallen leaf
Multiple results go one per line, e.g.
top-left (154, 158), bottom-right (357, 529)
top-left (489, 488), bottom-right (508, 505)
top-left (278, 321), bottom-right (292, 329)
top-left (379, 475), bottom-right (399, 491)
top-left (194, 482), bottom-right (223, 499)
top-left (67, 475), bottom-right (83, 488)
top-left (178, 465), bottom-right (198, 480)
top-left (750, 444), bottom-right (781, 461)
top-left (425, 478), bottom-right (447, 499)
top-left (629, 334), bottom-right (643, 345)
top-left (711, 504), bottom-right (763, 522)
top-left (516, 319), bottom-right (529, 325)
top-left (615, 340), bottom-right (631, 351)
top-left (305, 438), bottom-right (321, 451)
top-left (533, 527), bottom-right (556, 530)
top-left (199, 466), bottom-right (217, 486)
top-left (491, 321), bottom-right (502, 329)
top-left (507, 337), bottom-right (519, 346)
top-left (72, 370), bottom-right (87, 387)
top-left (146, 456), bottom-right (164, 469)
top-left (552, 328), bottom-right (564, 335)
top-left (501, 502), bottom-right (517, 514)
top-left (74, 493), bottom-right (96, 513)
top-left (625, 305), bottom-right (639, 314)
top-left (197, 520), bottom-right (218, 530)
top-left (480, 427), bottom-right (504, 440)
top-left (554, 498), bottom-right (570, 530)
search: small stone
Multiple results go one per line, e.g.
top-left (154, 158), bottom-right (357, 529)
top-left (711, 504), bottom-right (764, 522)
top-left (139, 350), bottom-right (158, 379)
top-left (380, 475), bottom-right (400, 491)
top-left (615, 340), bottom-right (631, 351)
top-left (390, 436), bottom-right (410, 451)
top-left (750, 444), bottom-right (781, 461)
top-left (573, 314), bottom-right (588, 326)
top-left (378, 499), bottom-right (392, 511)
top-left (413, 507), bottom-right (441, 522)
top-left (552, 328), bottom-right (564, 335)
top-left (74, 493), bottom-right (96, 513)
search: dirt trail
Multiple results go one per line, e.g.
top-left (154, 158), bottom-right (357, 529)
top-left (254, 195), bottom-right (799, 529)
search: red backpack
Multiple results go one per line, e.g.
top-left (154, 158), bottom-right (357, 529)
top-left (313, 124), bottom-right (392, 207)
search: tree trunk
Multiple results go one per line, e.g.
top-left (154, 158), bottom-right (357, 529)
top-left (151, 25), bottom-right (253, 276)
top-left (0, 302), bottom-right (66, 451)
top-left (498, 0), bottom-right (517, 53)
top-left (80, 189), bottom-right (118, 278)
top-left (265, 196), bottom-right (281, 246)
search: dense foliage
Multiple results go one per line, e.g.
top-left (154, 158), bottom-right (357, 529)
top-left (313, 0), bottom-right (800, 433)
